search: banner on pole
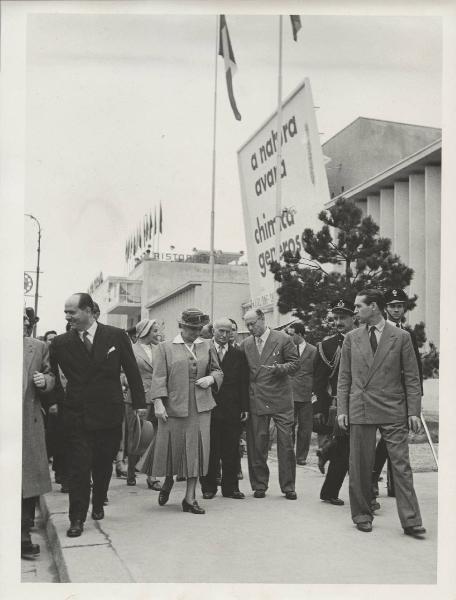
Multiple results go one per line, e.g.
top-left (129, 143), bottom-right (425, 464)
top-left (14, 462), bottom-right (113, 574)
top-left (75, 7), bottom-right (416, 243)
top-left (237, 79), bottom-right (330, 325)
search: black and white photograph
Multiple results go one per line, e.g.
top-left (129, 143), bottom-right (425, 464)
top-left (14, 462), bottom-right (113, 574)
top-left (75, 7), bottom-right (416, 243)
top-left (1, 0), bottom-right (455, 597)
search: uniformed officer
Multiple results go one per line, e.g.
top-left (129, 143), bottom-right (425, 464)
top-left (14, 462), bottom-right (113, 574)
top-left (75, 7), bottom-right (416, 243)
top-left (313, 299), bottom-right (356, 506)
top-left (372, 288), bottom-right (423, 497)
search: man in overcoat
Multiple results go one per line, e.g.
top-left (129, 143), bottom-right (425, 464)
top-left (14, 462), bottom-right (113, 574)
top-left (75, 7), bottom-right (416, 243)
top-left (22, 308), bottom-right (55, 558)
top-left (50, 293), bottom-right (145, 537)
top-left (200, 317), bottom-right (249, 499)
top-left (287, 321), bottom-right (317, 465)
top-left (242, 309), bottom-right (299, 499)
top-left (337, 289), bottom-right (425, 537)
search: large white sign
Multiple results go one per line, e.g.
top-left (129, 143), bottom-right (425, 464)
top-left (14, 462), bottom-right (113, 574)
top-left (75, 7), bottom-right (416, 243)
top-left (237, 79), bottom-right (330, 324)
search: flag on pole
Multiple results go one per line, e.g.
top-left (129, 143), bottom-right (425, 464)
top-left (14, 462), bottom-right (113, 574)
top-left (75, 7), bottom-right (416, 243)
top-left (159, 202), bottom-right (163, 234)
top-left (219, 15), bottom-right (241, 121)
top-left (290, 15), bottom-right (302, 41)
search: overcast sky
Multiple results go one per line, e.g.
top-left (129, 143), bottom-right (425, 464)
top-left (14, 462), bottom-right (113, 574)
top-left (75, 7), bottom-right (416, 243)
top-left (23, 12), bottom-right (442, 333)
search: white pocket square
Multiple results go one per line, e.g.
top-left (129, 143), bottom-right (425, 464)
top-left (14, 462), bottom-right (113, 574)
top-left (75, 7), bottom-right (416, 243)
top-left (107, 346), bottom-right (116, 357)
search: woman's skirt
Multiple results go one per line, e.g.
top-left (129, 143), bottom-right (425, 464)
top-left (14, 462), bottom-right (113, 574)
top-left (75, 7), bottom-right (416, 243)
top-left (140, 381), bottom-right (211, 478)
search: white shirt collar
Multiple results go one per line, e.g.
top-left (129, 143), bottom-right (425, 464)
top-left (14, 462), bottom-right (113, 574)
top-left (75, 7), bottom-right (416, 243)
top-left (80, 320), bottom-right (98, 340)
top-left (369, 318), bottom-right (386, 334)
top-left (298, 340), bottom-right (307, 353)
top-left (257, 327), bottom-right (270, 345)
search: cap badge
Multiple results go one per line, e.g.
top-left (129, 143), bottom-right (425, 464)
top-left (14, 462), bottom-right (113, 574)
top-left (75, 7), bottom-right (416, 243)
top-left (337, 299), bottom-right (344, 307)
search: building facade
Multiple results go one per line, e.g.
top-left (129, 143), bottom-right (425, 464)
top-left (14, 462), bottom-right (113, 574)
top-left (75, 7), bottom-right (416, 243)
top-left (323, 119), bottom-right (441, 346)
top-left (92, 253), bottom-right (250, 339)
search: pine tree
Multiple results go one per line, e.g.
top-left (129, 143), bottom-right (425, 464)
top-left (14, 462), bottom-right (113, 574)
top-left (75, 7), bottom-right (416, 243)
top-left (270, 198), bottom-right (417, 344)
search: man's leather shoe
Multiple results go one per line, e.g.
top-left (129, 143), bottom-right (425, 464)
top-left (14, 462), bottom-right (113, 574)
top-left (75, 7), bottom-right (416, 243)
top-left (285, 491), bottom-right (297, 500)
top-left (202, 491), bottom-right (216, 499)
top-left (91, 508), bottom-right (104, 520)
top-left (223, 490), bottom-right (245, 499)
top-left (371, 501), bottom-right (381, 512)
top-left (356, 522), bottom-right (372, 532)
top-left (253, 490), bottom-right (266, 498)
top-left (321, 497), bottom-right (344, 506)
top-left (296, 460), bottom-right (307, 466)
top-left (21, 541), bottom-right (40, 558)
top-left (67, 520), bottom-right (84, 537)
top-left (126, 476), bottom-right (136, 486)
top-left (404, 525), bottom-right (426, 538)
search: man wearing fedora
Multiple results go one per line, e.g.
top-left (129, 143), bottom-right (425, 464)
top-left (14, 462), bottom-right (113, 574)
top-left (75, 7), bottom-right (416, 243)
top-left (22, 308), bottom-right (55, 558)
top-left (242, 308), bottom-right (299, 500)
top-left (313, 299), bottom-right (356, 506)
top-left (372, 288), bottom-right (424, 498)
top-left (50, 293), bottom-right (145, 537)
top-left (337, 289), bottom-right (425, 537)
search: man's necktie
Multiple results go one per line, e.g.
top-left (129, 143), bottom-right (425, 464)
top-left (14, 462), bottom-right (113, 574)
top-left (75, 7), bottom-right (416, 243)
top-left (218, 346), bottom-right (225, 363)
top-left (396, 322), bottom-right (401, 328)
top-left (256, 337), bottom-right (263, 355)
top-left (83, 330), bottom-right (93, 354)
top-left (369, 326), bottom-right (378, 355)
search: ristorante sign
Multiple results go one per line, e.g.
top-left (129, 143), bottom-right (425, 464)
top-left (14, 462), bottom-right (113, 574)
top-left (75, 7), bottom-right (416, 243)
top-left (237, 79), bottom-right (330, 320)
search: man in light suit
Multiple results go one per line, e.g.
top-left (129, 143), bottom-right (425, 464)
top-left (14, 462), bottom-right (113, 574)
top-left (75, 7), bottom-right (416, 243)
top-left (50, 293), bottom-right (146, 537)
top-left (22, 308), bottom-right (55, 558)
top-left (337, 289), bottom-right (425, 537)
top-left (242, 309), bottom-right (299, 499)
top-left (286, 321), bottom-right (317, 465)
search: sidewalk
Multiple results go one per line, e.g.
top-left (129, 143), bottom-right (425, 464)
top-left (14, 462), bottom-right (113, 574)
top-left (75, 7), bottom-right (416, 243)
top-left (41, 455), bottom-right (437, 584)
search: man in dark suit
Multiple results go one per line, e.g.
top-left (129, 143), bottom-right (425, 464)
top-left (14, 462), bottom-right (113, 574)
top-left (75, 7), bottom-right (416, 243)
top-left (50, 293), bottom-right (145, 537)
top-left (200, 317), bottom-right (249, 499)
top-left (313, 299), bottom-right (356, 506)
top-left (372, 288), bottom-right (424, 498)
top-left (286, 321), bottom-right (317, 465)
top-left (242, 309), bottom-right (299, 499)
top-left (337, 289), bottom-right (425, 537)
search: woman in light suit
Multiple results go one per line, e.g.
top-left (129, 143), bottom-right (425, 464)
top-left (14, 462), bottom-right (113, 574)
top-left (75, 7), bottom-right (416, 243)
top-left (141, 308), bottom-right (223, 514)
top-left (124, 318), bottom-right (162, 489)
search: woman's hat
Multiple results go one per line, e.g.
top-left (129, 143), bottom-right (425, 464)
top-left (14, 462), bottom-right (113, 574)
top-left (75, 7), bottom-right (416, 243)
top-left (135, 319), bottom-right (156, 339)
top-left (178, 308), bottom-right (210, 329)
top-left (129, 414), bottom-right (154, 456)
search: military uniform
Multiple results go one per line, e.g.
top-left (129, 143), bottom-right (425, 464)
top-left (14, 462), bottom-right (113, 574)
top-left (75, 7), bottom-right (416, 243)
top-left (313, 299), bottom-right (354, 503)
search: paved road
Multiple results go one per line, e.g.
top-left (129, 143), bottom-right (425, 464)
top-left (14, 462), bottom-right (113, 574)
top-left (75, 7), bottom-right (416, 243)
top-left (43, 456), bottom-right (437, 584)
top-left (21, 507), bottom-right (59, 583)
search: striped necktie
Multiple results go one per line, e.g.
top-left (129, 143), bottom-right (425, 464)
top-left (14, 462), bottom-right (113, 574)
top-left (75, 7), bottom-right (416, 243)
top-left (83, 330), bottom-right (92, 354)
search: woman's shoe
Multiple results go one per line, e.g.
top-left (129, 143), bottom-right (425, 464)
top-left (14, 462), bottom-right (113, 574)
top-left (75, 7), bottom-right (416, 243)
top-left (182, 498), bottom-right (205, 514)
top-left (158, 489), bottom-right (171, 506)
top-left (147, 478), bottom-right (162, 491)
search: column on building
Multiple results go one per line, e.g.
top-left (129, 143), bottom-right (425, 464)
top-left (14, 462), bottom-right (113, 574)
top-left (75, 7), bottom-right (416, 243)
top-left (355, 199), bottom-right (367, 219)
top-left (393, 181), bottom-right (410, 264)
top-left (424, 165), bottom-right (441, 347)
top-left (408, 173), bottom-right (426, 326)
top-left (379, 188), bottom-right (394, 246)
top-left (366, 194), bottom-right (380, 227)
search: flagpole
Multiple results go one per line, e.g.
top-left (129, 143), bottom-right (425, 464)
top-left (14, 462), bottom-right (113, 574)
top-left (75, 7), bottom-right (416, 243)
top-left (273, 15), bottom-right (283, 328)
top-left (209, 15), bottom-right (219, 323)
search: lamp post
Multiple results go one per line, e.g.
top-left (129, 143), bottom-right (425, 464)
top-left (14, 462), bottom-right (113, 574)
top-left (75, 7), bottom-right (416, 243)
top-left (25, 214), bottom-right (41, 337)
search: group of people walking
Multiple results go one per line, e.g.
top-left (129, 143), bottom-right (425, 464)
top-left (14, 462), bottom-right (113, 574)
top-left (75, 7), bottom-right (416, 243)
top-left (21, 286), bottom-right (426, 559)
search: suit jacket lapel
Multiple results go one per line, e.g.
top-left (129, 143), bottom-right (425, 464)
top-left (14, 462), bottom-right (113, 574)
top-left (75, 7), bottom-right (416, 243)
top-left (70, 328), bottom-right (91, 364)
top-left (300, 344), bottom-right (312, 362)
top-left (366, 323), bottom-right (397, 384)
top-left (261, 331), bottom-right (278, 364)
top-left (135, 341), bottom-right (152, 367)
top-left (354, 328), bottom-right (374, 370)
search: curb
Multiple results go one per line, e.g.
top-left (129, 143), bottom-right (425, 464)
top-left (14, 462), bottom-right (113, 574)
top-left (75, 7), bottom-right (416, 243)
top-left (40, 485), bottom-right (134, 583)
